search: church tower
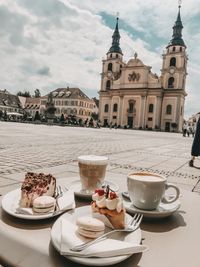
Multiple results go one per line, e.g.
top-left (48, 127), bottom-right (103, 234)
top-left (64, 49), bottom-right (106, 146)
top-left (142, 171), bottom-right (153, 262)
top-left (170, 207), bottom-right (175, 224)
top-left (160, 4), bottom-right (187, 132)
top-left (99, 17), bottom-right (125, 126)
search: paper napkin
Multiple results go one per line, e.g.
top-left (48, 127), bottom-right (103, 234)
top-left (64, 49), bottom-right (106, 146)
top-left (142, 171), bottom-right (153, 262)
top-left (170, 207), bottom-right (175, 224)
top-left (60, 219), bottom-right (148, 258)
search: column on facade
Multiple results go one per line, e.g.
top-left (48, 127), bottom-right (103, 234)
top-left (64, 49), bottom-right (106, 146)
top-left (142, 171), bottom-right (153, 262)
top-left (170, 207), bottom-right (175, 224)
top-left (141, 95), bottom-right (147, 129)
top-left (117, 95), bottom-right (123, 126)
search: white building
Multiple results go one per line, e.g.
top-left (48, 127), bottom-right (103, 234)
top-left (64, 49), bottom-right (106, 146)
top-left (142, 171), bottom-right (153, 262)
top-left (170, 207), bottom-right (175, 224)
top-left (99, 6), bottom-right (187, 132)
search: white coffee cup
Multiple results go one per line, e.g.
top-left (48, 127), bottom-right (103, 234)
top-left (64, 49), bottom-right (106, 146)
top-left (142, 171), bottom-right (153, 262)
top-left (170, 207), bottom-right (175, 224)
top-left (127, 172), bottom-right (180, 210)
top-left (78, 155), bottom-right (109, 193)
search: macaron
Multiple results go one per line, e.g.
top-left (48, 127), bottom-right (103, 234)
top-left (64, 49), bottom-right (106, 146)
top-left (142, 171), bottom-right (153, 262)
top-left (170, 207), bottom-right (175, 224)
top-left (33, 196), bottom-right (56, 213)
top-left (76, 216), bottom-right (105, 239)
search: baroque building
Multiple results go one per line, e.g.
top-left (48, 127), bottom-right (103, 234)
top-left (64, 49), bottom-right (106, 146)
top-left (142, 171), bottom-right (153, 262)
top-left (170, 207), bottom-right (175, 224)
top-left (99, 5), bottom-right (187, 132)
top-left (40, 87), bottom-right (97, 121)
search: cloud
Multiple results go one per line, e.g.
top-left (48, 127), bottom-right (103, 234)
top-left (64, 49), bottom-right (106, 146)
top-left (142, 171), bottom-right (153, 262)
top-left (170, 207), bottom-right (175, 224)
top-left (0, 0), bottom-right (199, 117)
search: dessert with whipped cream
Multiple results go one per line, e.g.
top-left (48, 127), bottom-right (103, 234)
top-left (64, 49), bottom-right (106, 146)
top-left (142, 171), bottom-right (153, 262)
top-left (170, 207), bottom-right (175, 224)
top-left (91, 186), bottom-right (125, 229)
top-left (20, 172), bottom-right (56, 208)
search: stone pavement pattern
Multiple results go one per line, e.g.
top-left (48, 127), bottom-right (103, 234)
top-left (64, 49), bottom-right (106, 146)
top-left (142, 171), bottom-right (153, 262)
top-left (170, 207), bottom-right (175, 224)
top-left (0, 121), bottom-right (200, 196)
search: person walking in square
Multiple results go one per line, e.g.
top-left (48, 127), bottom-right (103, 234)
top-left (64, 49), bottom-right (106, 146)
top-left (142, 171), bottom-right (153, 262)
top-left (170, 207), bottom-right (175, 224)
top-left (189, 115), bottom-right (200, 167)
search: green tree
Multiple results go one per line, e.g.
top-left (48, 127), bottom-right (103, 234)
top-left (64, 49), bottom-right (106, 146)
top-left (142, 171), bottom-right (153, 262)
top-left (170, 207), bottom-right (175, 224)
top-left (17, 91), bottom-right (31, 97)
top-left (45, 93), bottom-right (56, 119)
top-left (34, 111), bottom-right (41, 121)
top-left (60, 113), bottom-right (65, 123)
top-left (34, 89), bottom-right (41, 98)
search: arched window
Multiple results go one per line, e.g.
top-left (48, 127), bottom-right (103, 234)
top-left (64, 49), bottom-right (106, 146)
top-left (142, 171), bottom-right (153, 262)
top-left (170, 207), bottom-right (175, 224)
top-left (180, 47), bottom-right (182, 52)
top-left (106, 80), bottom-right (111, 90)
top-left (173, 47), bottom-right (176, 51)
top-left (168, 77), bottom-right (174, 88)
top-left (108, 63), bottom-right (112, 71)
top-left (104, 104), bottom-right (109, 113)
top-left (166, 104), bottom-right (172, 115)
top-left (110, 54), bottom-right (112, 58)
top-left (148, 104), bottom-right (154, 113)
top-left (129, 102), bottom-right (134, 112)
top-left (116, 54), bottom-right (118, 58)
top-left (113, 103), bottom-right (118, 112)
top-left (170, 57), bottom-right (176, 67)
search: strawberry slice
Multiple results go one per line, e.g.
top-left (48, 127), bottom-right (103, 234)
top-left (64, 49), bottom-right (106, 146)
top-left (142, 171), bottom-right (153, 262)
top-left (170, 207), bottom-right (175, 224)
top-left (109, 191), bottom-right (117, 199)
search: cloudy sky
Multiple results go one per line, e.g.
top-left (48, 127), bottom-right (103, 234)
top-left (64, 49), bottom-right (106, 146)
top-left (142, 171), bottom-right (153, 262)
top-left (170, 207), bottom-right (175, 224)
top-left (0, 0), bottom-right (199, 117)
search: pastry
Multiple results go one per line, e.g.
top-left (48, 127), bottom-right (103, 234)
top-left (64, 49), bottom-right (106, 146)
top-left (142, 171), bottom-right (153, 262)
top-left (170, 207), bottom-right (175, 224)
top-left (91, 186), bottom-right (125, 229)
top-left (33, 196), bottom-right (56, 213)
top-left (20, 172), bottom-right (56, 207)
top-left (76, 216), bottom-right (105, 239)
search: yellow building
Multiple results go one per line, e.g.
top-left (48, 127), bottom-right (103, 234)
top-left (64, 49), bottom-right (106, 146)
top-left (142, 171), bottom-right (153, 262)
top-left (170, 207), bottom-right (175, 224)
top-left (99, 6), bottom-right (187, 132)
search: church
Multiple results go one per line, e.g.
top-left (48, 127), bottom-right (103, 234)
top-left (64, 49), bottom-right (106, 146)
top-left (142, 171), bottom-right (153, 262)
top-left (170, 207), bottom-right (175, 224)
top-left (98, 5), bottom-right (187, 132)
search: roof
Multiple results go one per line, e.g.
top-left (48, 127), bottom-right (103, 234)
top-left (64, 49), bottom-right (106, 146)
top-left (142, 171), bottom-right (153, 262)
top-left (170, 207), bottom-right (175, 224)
top-left (0, 91), bottom-right (22, 108)
top-left (42, 88), bottom-right (91, 100)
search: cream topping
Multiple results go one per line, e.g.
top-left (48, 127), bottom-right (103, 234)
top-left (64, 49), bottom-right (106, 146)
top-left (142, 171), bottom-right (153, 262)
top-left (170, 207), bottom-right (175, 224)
top-left (92, 192), bottom-right (123, 213)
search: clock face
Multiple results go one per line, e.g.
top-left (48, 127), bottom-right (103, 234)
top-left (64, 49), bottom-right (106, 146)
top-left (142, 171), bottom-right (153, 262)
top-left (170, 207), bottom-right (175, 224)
top-left (169, 68), bottom-right (175, 74)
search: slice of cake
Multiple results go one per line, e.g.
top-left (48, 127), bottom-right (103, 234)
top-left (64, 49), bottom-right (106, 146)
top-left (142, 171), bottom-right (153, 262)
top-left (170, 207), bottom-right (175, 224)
top-left (20, 172), bottom-right (56, 208)
top-left (91, 186), bottom-right (125, 229)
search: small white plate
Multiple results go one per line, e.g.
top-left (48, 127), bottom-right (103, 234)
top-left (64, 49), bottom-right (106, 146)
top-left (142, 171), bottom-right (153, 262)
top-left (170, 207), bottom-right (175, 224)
top-left (68, 180), bottom-right (119, 199)
top-left (1, 188), bottom-right (75, 220)
top-left (123, 196), bottom-right (181, 219)
top-left (51, 206), bottom-right (142, 266)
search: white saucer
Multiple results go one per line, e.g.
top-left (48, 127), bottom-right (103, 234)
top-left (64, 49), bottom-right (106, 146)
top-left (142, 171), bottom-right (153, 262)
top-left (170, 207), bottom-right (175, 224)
top-left (123, 196), bottom-right (181, 219)
top-left (1, 188), bottom-right (75, 220)
top-left (51, 205), bottom-right (142, 266)
top-left (68, 180), bottom-right (119, 199)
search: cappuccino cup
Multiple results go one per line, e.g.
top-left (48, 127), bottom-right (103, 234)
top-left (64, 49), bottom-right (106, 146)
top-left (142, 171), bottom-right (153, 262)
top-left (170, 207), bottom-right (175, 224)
top-left (78, 155), bottom-right (108, 193)
top-left (127, 172), bottom-right (180, 210)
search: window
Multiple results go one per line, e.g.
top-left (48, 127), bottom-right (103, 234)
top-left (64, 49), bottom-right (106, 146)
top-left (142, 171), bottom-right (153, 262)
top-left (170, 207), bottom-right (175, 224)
top-left (148, 104), bottom-right (154, 113)
top-left (129, 102), bottom-right (134, 112)
top-left (173, 47), bottom-right (176, 51)
top-left (108, 63), bottom-right (112, 71)
top-left (104, 104), bottom-right (109, 113)
top-left (113, 116), bottom-right (117, 119)
top-left (180, 47), bottom-right (182, 52)
top-left (116, 54), bottom-right (118, 58)
top-left (168, 77), bottom-right (174, 88)
top-left (113, 103), bottom-right (118, 112)
top-left (110, 54), bottom-right (112, 58)
top-left (166, 104), bottom-right (172, 115)
top-left (170, 57), bottom-right (176, 67)
top-left (106, 80), bottom-right (111, 90)
top-left (148, 117), bottom-right (153, 121)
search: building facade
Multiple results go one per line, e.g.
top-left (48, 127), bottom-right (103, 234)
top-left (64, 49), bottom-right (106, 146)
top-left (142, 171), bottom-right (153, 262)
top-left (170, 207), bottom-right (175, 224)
top-left (0, 90), bottom-right (22, 115)
top-left (99, 6), bottom-right (187, 132)
top-left (40, 87), bottom-right (97, 121)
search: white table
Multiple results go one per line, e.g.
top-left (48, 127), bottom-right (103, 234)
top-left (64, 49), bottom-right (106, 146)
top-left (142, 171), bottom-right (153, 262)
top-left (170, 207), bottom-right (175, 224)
top-left (0, 186), bottom-right (200, 267)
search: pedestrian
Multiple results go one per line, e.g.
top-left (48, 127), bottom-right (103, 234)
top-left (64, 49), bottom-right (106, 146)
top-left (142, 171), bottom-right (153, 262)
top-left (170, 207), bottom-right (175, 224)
top-left (182, 121), bottom-right (187, 137)
top-left (189, 115), bottom-right (200, 167)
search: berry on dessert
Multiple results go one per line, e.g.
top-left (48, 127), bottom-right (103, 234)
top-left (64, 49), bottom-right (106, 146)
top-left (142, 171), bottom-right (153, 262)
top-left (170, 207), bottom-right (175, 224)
top-left (91, 186), bottom-right (125, 229)
top-left (20, 172), bottom-right (56, 208)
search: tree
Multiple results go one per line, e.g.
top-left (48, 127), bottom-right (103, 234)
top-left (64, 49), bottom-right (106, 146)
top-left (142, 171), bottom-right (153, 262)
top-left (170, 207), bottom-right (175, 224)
top-left (60, 113), bottom-right (65, 123)
top-left (0, 110), bottom-right (3, 119)
top-left (45, 93), bottom-right (56, 120)
top-left (91, 112), bottom-right (98, 121)
top-left (17, 91), bottom-right (31, 97)
top-left (34, 111), bottom-right (41, 121)
top-left (34, 89), bottom-right (41, 98)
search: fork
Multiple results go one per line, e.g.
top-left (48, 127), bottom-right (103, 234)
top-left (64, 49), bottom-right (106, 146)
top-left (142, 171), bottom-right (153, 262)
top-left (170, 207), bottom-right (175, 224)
top-left (70, 213), bottom-right (143, 252)
top-left (53, 186), bottom-right (68, 214)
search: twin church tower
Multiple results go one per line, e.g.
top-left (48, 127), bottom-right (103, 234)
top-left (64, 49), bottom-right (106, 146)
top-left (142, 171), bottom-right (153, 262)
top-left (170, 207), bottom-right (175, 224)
top-left (98, 5), bottom-right (187, 132)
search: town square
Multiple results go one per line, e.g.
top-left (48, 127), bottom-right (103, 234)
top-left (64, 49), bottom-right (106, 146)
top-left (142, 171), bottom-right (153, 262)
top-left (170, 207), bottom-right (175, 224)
top-left (0, 0), bottom-right (200, 266)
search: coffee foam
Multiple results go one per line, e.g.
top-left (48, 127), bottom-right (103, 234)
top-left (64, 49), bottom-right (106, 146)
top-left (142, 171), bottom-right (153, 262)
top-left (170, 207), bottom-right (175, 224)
top-left (128, 172), bottom-right (165, 182)
top-left (78, 155), bottom-right (108, 165)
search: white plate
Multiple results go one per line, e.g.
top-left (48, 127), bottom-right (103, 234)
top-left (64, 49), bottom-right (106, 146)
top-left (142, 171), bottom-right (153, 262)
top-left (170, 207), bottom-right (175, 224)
top-left (68, 180), bottom-right (119, 199)
top-left (51, 206), bottom-right (142, 266)
top-left (1, 188), bottom-right (74, 220)
top-left (123, 196), bottom-right (181, 219)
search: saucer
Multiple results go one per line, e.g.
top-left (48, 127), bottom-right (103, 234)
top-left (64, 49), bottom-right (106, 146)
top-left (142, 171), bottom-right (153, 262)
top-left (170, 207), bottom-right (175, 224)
top-left (68, 180), bottom-right (119, 199)
top-left (123, 193), bottom-right (181, 219)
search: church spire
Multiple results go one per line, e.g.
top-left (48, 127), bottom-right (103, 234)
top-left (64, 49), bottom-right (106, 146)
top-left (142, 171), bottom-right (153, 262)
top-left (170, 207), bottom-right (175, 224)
top-left (167, 3), bottom-right (186, 48)
top-left (107, 17), bottom-right (123, 55)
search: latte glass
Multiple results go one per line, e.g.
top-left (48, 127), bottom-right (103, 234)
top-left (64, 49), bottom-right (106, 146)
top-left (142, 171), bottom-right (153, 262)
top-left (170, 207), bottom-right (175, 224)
top-left (78, 155), bottom-right (109, 193)
top-left (127, 172), bottom-right (180, 210)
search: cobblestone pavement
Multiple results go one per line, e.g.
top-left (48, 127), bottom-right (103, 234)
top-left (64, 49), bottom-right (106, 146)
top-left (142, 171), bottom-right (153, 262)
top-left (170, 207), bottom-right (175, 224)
top-left (0, 121), bottom-right (200, 195)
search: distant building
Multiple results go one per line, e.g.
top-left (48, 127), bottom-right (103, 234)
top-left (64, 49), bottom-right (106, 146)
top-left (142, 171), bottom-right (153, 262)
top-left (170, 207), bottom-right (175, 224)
top-left (40, 87), bottom-right (97, 121)
top-left (0, 89), bottom-right (22, 115)
top-left (99, 5), bottom-right (187, 132)
top-left (24, 97), bottom-right (40, 119)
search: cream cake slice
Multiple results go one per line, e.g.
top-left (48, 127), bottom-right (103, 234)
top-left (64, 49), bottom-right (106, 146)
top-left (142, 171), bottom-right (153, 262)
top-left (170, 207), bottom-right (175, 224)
top-left (20, 172), bottom-right (56, 208)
